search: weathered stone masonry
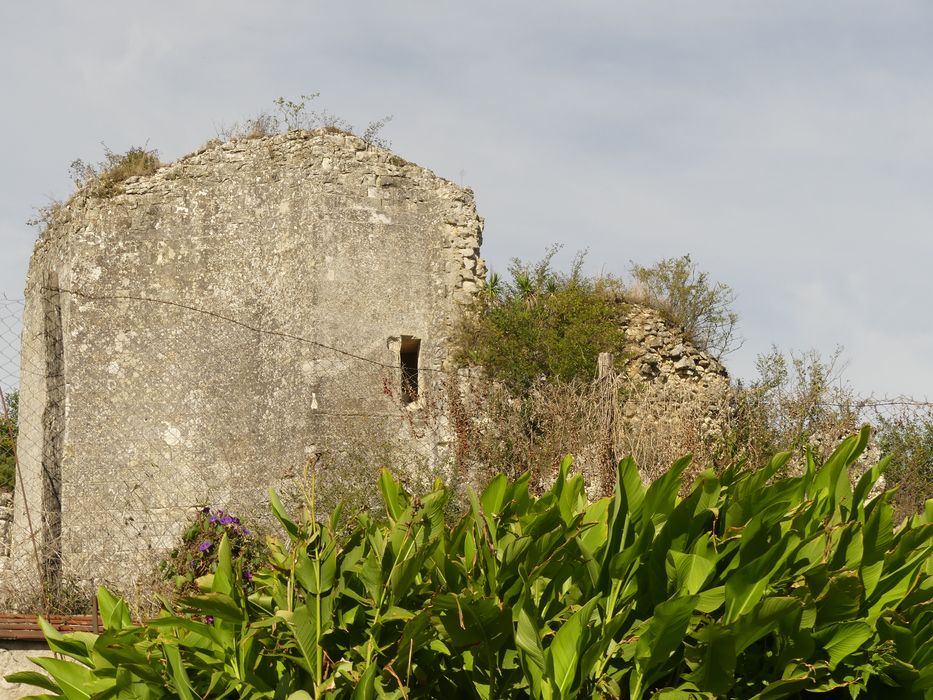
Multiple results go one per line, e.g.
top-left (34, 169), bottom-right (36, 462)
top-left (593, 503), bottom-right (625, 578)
top-left (12, 130), bottom-right (485, 589)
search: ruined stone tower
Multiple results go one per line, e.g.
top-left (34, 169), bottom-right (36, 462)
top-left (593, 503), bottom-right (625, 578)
top-left (13, 129), bottom-right (485, 589)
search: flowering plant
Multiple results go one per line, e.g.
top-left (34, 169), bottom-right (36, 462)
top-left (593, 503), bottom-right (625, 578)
top-left (159, 506), bottom-right (266, 596)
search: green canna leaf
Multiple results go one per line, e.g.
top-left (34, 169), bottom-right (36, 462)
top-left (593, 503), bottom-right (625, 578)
top-left (814, 620), bottom-right (873, 669)
top-left (3, 670), bottom-right (62, 694)
top-left (480, 472), bottom-right (509, 517)
top-left (379, 469), bottom-right (408, 523)
top-left (97, 586), bottom-right (132, 631)
top-left (269, 488), bottom-right (300, 540)
top-left (30, 657), bottom-right (112, 700)
top-left (163, 643), bottom-right (196, 700)
top-left (666, 551), bottom-right (716, 596)
top-left (632, 594), bottom-right (698, 698)
top-left (545, 598), bottom-right (597, 698)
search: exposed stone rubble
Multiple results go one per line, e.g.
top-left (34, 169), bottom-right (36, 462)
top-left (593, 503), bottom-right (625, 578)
top-left (611, 305), bottom-right (733, 484)
top-left (620, 305), bottom-right (728, 388)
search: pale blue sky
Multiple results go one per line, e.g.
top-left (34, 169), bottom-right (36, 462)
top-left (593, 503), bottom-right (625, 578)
top-left (1, 1), bottom-right (931, 398)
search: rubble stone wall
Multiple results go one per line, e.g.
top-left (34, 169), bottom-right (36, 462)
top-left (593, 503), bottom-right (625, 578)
top-left (12, 130), bottom-right (485, 589)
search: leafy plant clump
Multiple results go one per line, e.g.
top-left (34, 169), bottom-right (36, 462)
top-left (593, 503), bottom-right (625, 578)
top-left (69, 144), bottom-right (161, 198)
top-left (158, 506), bottom-right (266, 597)
top-left (10, 430), bottom-right (933, 698)
top-left (456, 248), bottom-right (628, 392)
top-left (629, 254), bottom-right (741, 359)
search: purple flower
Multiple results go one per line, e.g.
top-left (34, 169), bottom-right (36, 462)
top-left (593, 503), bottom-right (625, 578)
top-left (220, 515), bottom-right (234, 525)
top-left (205, 615), bottom-right (214, 624)
top-left (242, 528), bottom-right (251, 535)
top-left (198, 541), bottom-right (213, 552)
top-left (200, 507), bottom-right (210, 515)
top-left (243, 570), bottom-right (253, 582)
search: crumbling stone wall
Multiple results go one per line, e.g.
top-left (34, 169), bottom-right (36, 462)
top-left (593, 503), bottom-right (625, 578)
top-left (616, 305), bottom-right (732, 483)
top-left (12, 129), bottom-right (485, 590)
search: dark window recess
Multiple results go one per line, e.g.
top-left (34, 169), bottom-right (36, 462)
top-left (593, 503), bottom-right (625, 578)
top-left (400, 336), bottom-right (420, 404)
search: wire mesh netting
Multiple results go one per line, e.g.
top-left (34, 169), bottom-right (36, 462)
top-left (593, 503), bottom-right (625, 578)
top-left (0, 287), bottom-right (464, 614)
top-left (0, 292), bottom-right (930, 616)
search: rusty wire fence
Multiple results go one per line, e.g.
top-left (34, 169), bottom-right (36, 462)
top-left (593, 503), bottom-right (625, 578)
top-left (0, 293), bottom-right (930, 617)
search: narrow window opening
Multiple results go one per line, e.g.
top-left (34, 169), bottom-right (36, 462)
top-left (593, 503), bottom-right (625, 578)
top-left (399, 336), bottom-right (420, 405)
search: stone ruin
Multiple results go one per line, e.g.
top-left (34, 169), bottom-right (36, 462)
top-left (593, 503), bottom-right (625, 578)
top-left (11, 129), bottom-right (485, 591)
top-left (7, 128), bottom-right (730, 595)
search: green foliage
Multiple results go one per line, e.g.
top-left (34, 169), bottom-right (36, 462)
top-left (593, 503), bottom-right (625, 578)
top-left (0, 390), bottom-right (17, 491)
top-left (69, 144), bottom-right (161, 198)
top-left (730, 347), bottom-right (863, 463)
top-left (159, 506), bottom-right (266, 597)
top-left (457, 249), bottom-right (627, 391)
top-left (630, 254), bottom-right (740, 358)
top-left (877, 406), bottom-right (933, 515)
top-left (11, 432), bottom-right (933, 698)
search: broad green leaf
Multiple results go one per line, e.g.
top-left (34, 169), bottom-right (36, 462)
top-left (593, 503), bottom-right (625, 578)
top-left (724, 570), bottom-right (770, 625)
top-left (733, 597), bottom-right (801, 654)
top-left (666, 551), bottom-right (715, 596)
top-left (3, 671), bottom-right (61, 693)
top-left (546, 598), bottom-right (597, 698)
top-left (852, 456), bottom-right (890, 514)
top-left (862, 499), bottom-right (894, 567)
top-left (163, 643), bottom-right (196, 700)
top-left (868, 553), bottom-right (929, 619)
top-left (30, 657), bottom-right (111, 700)
top-left (815, 621), bottom-right (873, 669)
top-left (352, 662), bottom-right (378, 700)
top-left (278, 604), bottom-right (320, 676)
top-left (877, 616), bottom-right (916, 661)
top-left (747, 675), bottom-right (813, 699)
top-left (684, 630), bottom-right (736, 695)
top-left (37, 618), bottom-right (93, 665)
top-left (269, 488), bottom-right (299, 540)
top-left (379, 469), bottom-right (407, 523)
top-left (177, 593), bottom-right (243, 622)
top-left (599, 457), bottom-right (644, 589)
top-left (643, 455), bottom-right (691, 526)
top-left (515, 606), bottom-right (545, 672)
top-left (296, 545), bottom-right (336, 595)
top-left (96, 586), bottom-right (131, 631)
top-left (633, 595), bottom-right (698, 697)
top-left (815, 571), bottom-right (863, 624)
top-left (480, 472), bottom-right (509, 517)
top-left (696, 586), bottom-right (725, 614)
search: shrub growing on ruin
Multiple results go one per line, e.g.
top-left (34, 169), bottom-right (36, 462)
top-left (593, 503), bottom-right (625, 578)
top-left (456, 249), bottom-right (627, 392)
top-left (217, 93), bottom-right (393, 148)
top-left (69, 144), bottom-right (161, 198)
top-left (629, 254), bottom-right (740, 359)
